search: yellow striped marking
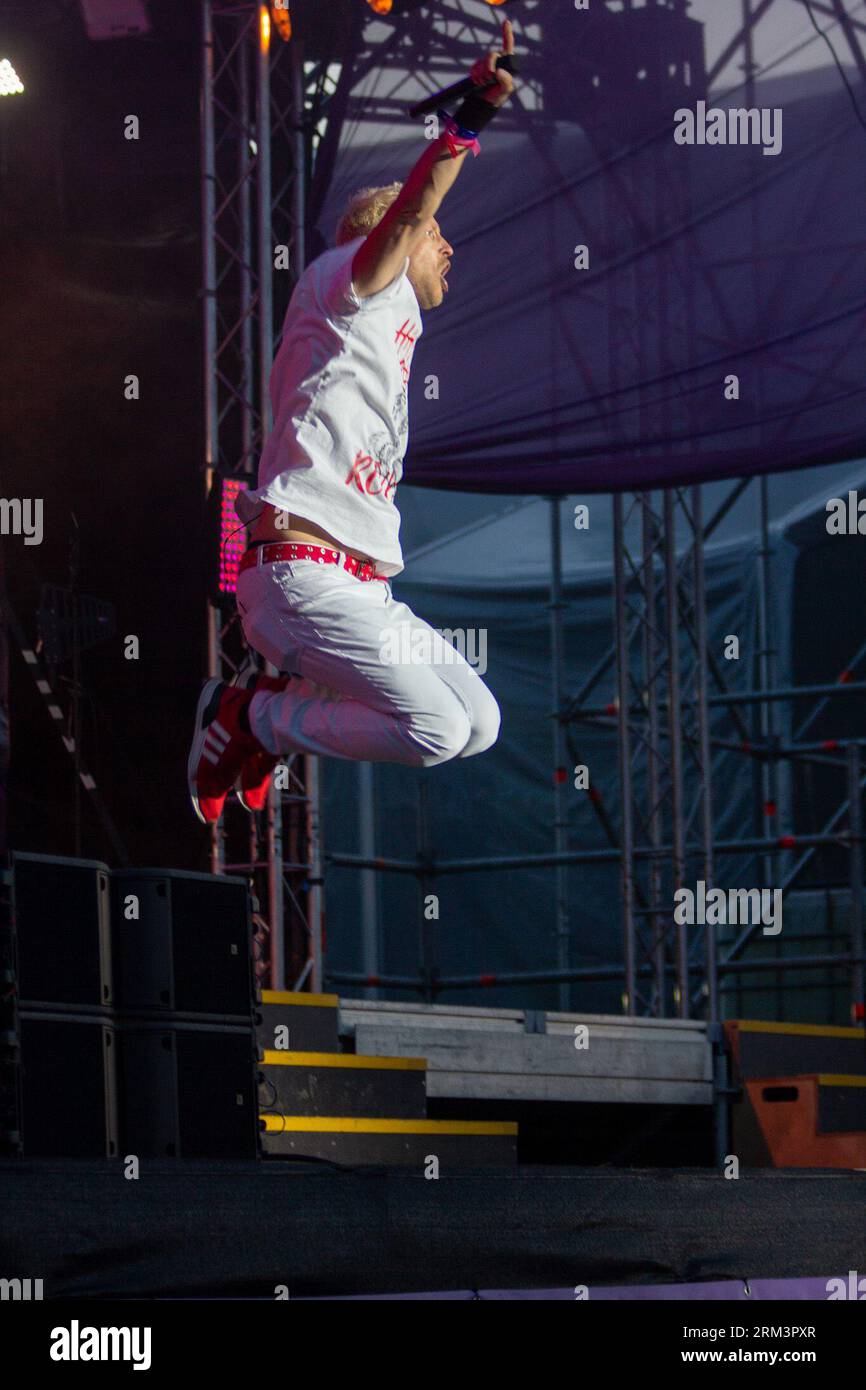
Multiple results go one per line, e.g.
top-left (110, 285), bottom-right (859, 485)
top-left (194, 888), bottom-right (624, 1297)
top-left (733, 1020), bottom-right (864, 1040)
top-left (261, 1050), bottom-right (425, 1071)
top-left (260, 1115), bottom-right (517, 1136)
top-left (260, 990), bottom-right (338, 1008)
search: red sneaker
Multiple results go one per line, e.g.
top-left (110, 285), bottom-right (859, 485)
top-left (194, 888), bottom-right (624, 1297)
top-left (236, 673), bottom-right (292, 813)
top-left (188, 679), bottom-right (265, 825)
top-left (237, 751), bottom-right (281, 813)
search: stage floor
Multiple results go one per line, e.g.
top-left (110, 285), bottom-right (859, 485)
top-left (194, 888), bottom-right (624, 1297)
top-left (2, 1159), bottom-right (864, 1299)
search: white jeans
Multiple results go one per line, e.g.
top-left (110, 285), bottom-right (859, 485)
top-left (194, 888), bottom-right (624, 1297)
top-left (235, 556), bottom-right (501, 766)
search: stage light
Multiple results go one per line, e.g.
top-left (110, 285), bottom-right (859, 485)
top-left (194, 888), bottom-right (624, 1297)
top-left (260, 3), bottom-right (271, 53)
top-left (217, 479), bottom-right (250, 597)
top-left (364, 0), bottom-right (451, 17)
top-left (271, 2), bottom-right (292, 42)
top-left (0, 59), bottom-right (24, 96)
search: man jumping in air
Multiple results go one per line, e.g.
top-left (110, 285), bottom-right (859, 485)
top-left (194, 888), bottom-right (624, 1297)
top-left (189, 19), bottom-right (517, 824)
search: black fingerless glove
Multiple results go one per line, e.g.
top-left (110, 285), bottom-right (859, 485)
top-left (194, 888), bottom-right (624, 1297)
top-left (452, 91), bottom-right (501, 135)
top-left (452, 54), bottom-right (519, 135)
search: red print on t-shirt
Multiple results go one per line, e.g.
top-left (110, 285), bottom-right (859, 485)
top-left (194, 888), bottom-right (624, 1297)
top-left (394, 319), bottom-right (418, 387)
top-left (344, 451), bottom-right (398, 501)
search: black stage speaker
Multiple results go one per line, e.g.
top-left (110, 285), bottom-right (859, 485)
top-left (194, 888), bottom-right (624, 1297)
top-left (111, 869), bottom-right (254, 1016)
top-left (12, 852), bottom-right (112, 1008)
top-left (18, 1009), bottom-right (119, 1157)
top-left (118, 1018), bottom-right (258, 1158)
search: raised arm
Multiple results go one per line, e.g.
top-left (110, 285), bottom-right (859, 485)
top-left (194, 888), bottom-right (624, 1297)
top-left (352, 18), bottom-right (517, 299)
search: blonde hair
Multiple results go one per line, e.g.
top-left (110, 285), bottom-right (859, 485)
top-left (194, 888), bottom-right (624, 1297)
top-left (335, 182), bottom-right (404, 245)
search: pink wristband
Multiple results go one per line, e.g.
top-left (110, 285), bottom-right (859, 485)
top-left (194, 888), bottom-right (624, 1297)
top-left (442, 115), bottom-right (481, 158)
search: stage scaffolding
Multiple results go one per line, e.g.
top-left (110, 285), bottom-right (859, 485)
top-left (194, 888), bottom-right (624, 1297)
top-left (330, 479), bottom-right (866, 1009)
top-left (198, 0), bottom-right (540, 989)
top-left (200, 0), bottom-right (319, 989)
top-left (200, 1), bottom-right (866, 1065)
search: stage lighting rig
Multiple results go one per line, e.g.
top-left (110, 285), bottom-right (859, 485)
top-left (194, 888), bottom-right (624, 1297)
top-left (212, 478), bottom-right (250, 602)
top-left (364, 0), bottom-right (429, 15)
top-left (364, 0), bottom-right (507, 18)
top-left (270, 1), bottom-right (292, 42)
top-left (0, 58), bottom-right (23, 96)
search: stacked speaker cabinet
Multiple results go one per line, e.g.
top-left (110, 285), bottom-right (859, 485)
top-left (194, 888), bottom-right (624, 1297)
top-left (10, 855), bottom-right (258, 1160)
top-left (12, 852), bottom-right (119, 1157)
top-left (110, 868), bottom-right (258, 1159)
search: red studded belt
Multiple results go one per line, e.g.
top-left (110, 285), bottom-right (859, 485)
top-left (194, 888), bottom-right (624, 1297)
top-left (239, 542), bottom-right (388, 583)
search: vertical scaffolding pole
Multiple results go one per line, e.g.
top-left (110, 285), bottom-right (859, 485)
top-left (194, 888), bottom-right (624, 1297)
top-left (694, 485), bottom-right (729, 1163)
top-left (757, 475), bottom-right (781, 1013)
top-left (549, 497), bottom-right (570, 1010)
top-left (306, 752), bottom-right (323, 991)
top-left (264, 783), bottom-right (284, 988)
top-left (256, 4), bottom-right (273, 429)
top-left (613, 494), bottom-right (636, 1015)
top-left (692, 486), bottom-right (717, 1021)
top-left (664, 489), bottom-right (688, 1017)
top-left (847, 745), bottom-right (865, 1015)
top-left (641, 494), bottom-right (665, 1010)
top-left (417, 776), bottom-right (437, 1003)
top-left (238, 41), bottom-right (254, 478)
top-left (290, 34), bottom-right (306, 275)
top-left (359, 761), bottom-right (379, 998)
top-left (756, 477), bottom-right (778, 864)
top-left (201, 0), bottom-right (221, 874)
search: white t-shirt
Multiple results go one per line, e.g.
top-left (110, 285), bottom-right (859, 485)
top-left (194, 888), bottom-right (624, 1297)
top-left (234, 235), bottom-right (424, 578)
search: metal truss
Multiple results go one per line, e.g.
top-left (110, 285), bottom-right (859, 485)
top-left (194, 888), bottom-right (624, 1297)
top-left (328, 0), bottom-right (546, 130)
top-left (200, 0), bottom-right (328, 989)
top-left (567, 477), bottom-right (866, 1032)
top-left (611, 488), bottom-right (715, 1020)
top-left (575, 0), bottom-right (866, 1027)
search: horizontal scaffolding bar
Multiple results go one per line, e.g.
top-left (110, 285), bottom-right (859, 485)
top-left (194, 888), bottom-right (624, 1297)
top-left (328, 831), bottom-right (862, 876)
top-left (573, 681), bottom-right (866, 723)
top-left (328, 952), bottom-right (865, 992)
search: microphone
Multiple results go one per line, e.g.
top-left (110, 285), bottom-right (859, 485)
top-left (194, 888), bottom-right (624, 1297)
top-left (408, 55), bottom-right (519, 120)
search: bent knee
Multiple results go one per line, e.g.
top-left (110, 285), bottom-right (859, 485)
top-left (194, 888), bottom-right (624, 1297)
top-left (404, 699), bottom-right (473, 767)
top-left (461, 694), bottom-right (501, 757)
